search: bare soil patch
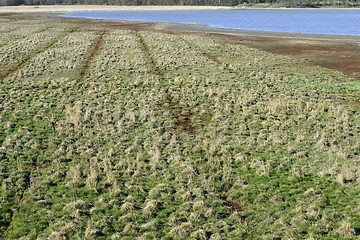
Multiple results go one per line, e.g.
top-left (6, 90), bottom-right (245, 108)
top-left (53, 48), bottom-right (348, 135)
top-left (80, 30), bottom-right (107, 78)
top-left (167, 96), bottom-right (196, 135)
top-left (154, 22), bottom-right (360, 80)
top-left (211, 34), bottom-right (360, 80)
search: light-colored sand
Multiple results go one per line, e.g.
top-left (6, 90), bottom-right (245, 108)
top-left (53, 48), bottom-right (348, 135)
top-left (1, 5), bottom-right (358, 13)
top-left (0, 5), bottom-right (232, 13)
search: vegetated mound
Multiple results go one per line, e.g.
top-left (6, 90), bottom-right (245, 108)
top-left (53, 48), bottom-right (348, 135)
top-left (0, 17), bottom-right (359, 239)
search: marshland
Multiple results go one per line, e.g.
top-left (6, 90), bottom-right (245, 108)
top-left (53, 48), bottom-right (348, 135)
top-left (0, 9), bottom-right (359, 239)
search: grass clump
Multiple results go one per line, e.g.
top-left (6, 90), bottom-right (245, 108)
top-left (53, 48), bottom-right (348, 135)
top-left (0, 18), bottom-right (359, 239)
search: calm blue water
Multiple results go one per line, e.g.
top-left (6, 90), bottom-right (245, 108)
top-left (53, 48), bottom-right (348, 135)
top-left (59, 10), bottom-right (360, 36)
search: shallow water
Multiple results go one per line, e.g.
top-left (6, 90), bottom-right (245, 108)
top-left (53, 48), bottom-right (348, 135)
top-left (60, 9), bottom-right (360, 36)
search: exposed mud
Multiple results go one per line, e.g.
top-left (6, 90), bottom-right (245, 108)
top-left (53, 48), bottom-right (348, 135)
top-left (80, 30), bottom-right (106, 78)
top-left (208, 34), bottom-right (360, 80)
top-left (167, 96), bottom-right (196, 135)
top-left (133, 31), bottom-right (196, 134)
top-left (157, 22), bottom-right (360, 80)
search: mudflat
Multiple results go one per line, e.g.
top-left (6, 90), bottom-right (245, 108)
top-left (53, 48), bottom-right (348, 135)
top-left (0, 5), bottom-right (232, 13)
top-left (155, 20), bottom-right (360, 80)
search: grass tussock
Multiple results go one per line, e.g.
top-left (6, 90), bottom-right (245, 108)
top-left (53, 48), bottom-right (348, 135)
top-left (0, 18), bottom-right (359, 239)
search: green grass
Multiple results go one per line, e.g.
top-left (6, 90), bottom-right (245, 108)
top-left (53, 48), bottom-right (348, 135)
top-left (0, 18), bottom-right (359, 239)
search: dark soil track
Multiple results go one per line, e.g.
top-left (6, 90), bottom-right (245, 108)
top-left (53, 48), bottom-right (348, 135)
top-left (79, 30), bottom-right (107, 78)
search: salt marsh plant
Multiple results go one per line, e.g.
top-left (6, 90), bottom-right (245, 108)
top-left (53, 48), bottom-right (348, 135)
top-left (0, 17), bottom-right (359, 239)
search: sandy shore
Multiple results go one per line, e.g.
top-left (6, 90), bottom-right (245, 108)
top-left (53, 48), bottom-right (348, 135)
top-left (1, 5), bottom-right (359, 13)
top-left (0, 5), bottom-right (233, 13)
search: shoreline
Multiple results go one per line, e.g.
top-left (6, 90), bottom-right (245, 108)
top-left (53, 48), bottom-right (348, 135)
top-left (1, 9), bottom-right (359, 79)
top-left (3, 5), bottom-right (359, 40)
top-left (0, 5), bottom-right (359, 13)
top-left (156, 22), bottom-right (360, 43)
top-left (0, 5), bottom-right (232, 13)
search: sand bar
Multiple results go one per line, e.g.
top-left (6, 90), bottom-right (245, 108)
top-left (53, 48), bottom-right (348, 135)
top-left (0, 5), bottom-right (233, 13)
top-left (1, 5), bottom-right (359, 13)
